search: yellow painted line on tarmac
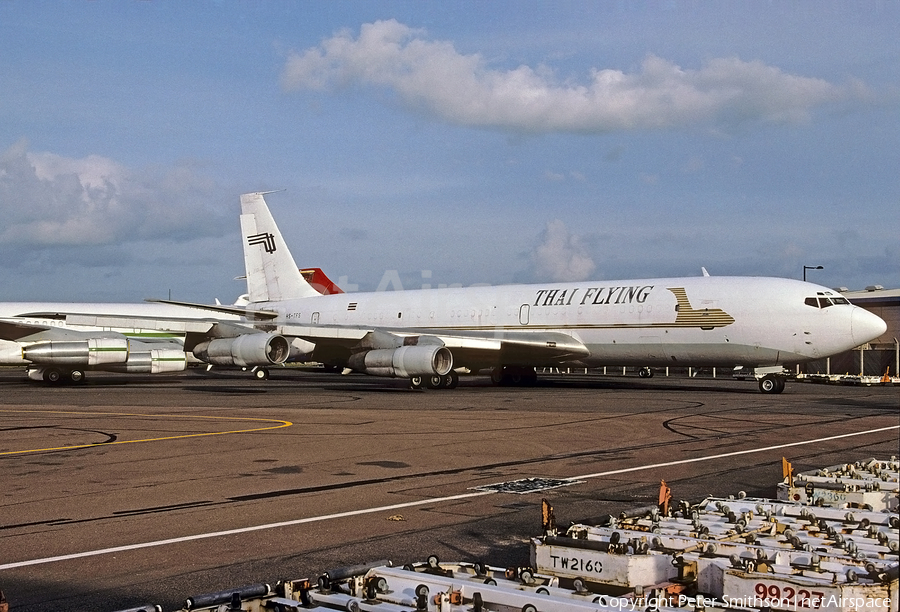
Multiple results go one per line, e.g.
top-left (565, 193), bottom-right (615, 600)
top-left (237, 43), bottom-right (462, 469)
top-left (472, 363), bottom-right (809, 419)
top-left (0, 409), bottom-right (293, 456)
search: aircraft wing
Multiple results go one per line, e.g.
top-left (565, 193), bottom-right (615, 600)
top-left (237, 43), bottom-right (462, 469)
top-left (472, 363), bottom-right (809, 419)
top-left (63, 313), bottom-right (286, 359)
top-left (0, 319), bottom-right (131, 343)
top-left (276, 323), bottom-right (591, 369)
top-left (0, 319), bottom-right (60, 341)
top-left (0, 318), bottom-right (135, 343)
top-left (64, 313), bottom-right (221, 334)
top-left (55, 312), bottom-right (590, 371)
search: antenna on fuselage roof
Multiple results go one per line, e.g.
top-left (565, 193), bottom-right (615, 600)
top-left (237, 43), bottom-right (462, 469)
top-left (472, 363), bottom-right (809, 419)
top-left (701, 267), bottom-right (710, 277)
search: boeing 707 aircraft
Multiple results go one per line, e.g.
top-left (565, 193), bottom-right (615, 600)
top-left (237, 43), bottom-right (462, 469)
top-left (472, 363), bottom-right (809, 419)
top-left (1, 302), bottom-right (190, 383)
top-left (0, 300), bottom-right (236, 383)
top-left (124, 191), bottom-right (886, 394)
top-left (0, 268), bottom-right (342, 384)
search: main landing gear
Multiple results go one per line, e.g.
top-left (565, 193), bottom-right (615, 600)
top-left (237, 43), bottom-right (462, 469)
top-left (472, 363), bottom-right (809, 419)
top-left (409, 371), bottom-right (459, 390)
top-left (758, 374), bottom-right (786, 394)
top-left (26, 367), bottom-right (86, 385)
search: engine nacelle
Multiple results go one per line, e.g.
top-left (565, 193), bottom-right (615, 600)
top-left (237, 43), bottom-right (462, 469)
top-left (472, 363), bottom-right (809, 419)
top-left (0, 341), bottom-right (27, 365)
top-left (193, 333), bottom-right (290, 367)
top-left (22, 338), bottom-right (129, 366)
top-left (288, 337), bottom-right (317, 363)
top-left (348, 345), bottom-right (453, 378)
top-left (106, 349), bottom-right (188, 374)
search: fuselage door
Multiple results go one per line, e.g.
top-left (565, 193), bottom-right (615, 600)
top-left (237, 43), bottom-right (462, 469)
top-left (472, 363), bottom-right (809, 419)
top-left (519, 304), bottom-right (530, 325)
top-left (311, 312), bottom-right (320, 325)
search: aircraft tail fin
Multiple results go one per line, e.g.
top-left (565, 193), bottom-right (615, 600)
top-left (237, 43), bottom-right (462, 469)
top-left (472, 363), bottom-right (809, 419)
top-left (240, 192), bottom-right (321, 303)
top-left (300, 268), bottom-right (345, 295)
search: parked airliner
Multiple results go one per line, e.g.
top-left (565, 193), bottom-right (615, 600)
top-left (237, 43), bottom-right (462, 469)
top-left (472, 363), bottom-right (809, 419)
top-left (142, 192), bottom-right (886, 394)
top-left (0, 302), bottom-right (190, 383)
top-left (0, 268), bottom-right (340, 384)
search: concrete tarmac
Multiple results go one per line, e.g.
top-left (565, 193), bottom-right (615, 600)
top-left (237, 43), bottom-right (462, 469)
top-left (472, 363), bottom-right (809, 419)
top-left (0, 367), bottom-right (897, 611)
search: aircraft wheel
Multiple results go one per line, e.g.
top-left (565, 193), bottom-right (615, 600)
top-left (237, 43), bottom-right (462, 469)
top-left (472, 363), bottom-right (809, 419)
top-left (443, 371), bottom-right (459, 389)
top-left (639, 367), bottom-right (654, 378)
top-left (774, 376), bottom-right (786, 393)
top-left (426, 374), bottom-right (443, 389)
top-left (69, 369), bottom-right (85, 384)
top-left (490, 367), bottom-right (503, 385)
top-left (409, 376), bottom-right (424, 390)
top-left (254, 368), bottom-right (270, 380)
top-left (759, 374), bottom-right (785, 394)
top-left (43, 368), bottom-right (63, 384)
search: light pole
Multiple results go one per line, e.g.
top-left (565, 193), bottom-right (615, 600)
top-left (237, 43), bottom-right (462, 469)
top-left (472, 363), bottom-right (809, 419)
top-left (803, 265), bottom-right (823, 282)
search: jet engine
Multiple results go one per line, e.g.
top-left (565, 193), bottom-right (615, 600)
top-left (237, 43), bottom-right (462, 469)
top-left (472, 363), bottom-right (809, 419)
top-left (106, 349), bottom-right (187, 374)
top-left (192, 333), bottom-right (290, 367)
top-left (23, 338), bottom-right (129, 366)
top-left (347, 345), bottom-right (453, 378)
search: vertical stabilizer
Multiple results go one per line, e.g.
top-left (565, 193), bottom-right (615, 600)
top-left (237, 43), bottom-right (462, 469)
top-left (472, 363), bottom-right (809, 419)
top-left (240, 192), bottom-right (320, 303)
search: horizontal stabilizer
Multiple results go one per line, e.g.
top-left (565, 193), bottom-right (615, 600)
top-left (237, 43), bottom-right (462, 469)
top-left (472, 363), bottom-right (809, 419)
top-left (145, 298), bottom-right (279, 320)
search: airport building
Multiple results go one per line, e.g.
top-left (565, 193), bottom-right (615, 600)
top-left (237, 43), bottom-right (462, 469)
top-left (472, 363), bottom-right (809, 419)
top-left (802, 285), bottom-right (900, 377)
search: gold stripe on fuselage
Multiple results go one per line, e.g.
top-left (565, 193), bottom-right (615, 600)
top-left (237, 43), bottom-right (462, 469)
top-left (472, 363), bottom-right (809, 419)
top-left (363, 287), bottom-right (736, 333)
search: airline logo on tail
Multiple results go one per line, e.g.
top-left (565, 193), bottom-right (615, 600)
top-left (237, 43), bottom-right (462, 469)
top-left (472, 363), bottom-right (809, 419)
top-left (247, 232), bottom-right (276, 254)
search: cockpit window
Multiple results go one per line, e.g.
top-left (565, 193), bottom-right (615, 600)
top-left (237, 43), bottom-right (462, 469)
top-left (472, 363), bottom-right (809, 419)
top-left (805, 296), bottom-right (850, 308)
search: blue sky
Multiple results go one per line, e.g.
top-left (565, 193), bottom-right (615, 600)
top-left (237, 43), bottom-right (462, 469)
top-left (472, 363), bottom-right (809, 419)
top-left (1, 2), bottom-right (897, 302)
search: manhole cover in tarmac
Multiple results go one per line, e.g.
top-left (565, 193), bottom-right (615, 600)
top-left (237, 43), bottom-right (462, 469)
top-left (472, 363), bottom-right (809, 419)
top-left (470, 477), bottom-right (582, 494)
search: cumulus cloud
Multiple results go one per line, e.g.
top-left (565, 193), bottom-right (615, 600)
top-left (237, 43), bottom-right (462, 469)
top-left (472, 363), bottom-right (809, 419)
top-left (0, 139), bottom-right (226, 247)
top-left (282, 20), bottom-right (858, 133)
top-left (532, 219), bottom-right (595, 282)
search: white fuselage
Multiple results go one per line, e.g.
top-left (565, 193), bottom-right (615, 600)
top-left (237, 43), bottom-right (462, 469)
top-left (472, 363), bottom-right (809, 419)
top-left (255, 276), bottom-right (884, 368)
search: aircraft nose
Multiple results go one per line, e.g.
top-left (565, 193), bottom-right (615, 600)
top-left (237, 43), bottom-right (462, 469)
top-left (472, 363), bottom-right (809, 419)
top-left (851, 307), bottom-right (887, 347)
